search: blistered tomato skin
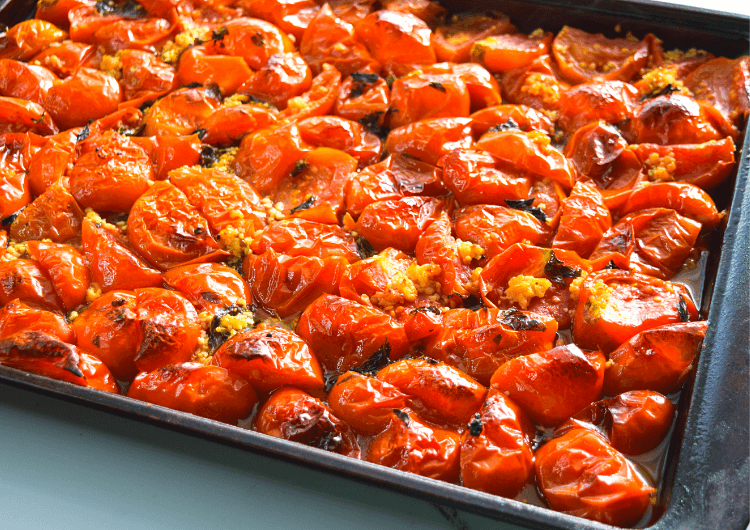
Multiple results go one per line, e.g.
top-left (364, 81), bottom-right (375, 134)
top-left (0, 299), bottom-right (74, 342)
top-left (26, 241), bottom-right (90, 312)
top-left (128, 363), bottom-right (258, 424)
top-left (0, 258), bottom-right (63, 312)
top-left (162, 263), bottom-right (251, 314)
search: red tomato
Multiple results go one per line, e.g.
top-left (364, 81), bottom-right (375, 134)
top-left (557, 81), bottom-right (639, 135)
top-left (120, 49), bottom-right (177, 102)
top-left (30, 41), bottom-right (100, 78)
top-left (0, 59), bottom-right (57, 106)
top-left (142, 86), bottom-right (220, 137)
top-left (500, 55), bottom-right (570, 111)
top-left (207, 17), bottom-right (294, 70)
top-left (0, 258), bottom-right (63, 311)
top-left (433, 13), bottom-right (515, 64)
top-left (419, 62), bottom-right (502, 112)
top-left (239, 52), bottom-right (312, 109)
top-left (238, 0), bottom-right (319, 41)
top-left (334, 70), bottom-right (390, 124)
top-left (573, 269), bottom-right (698, 353)
top-left (0, 299), bottom-right (74, 342)
top-left (297, 115), bottom-right (381, 166)
top-left (9, 183), bottom-right (84, 242)
top-left (604, 320), bottom-right (707, 395)
top-left (378, 0), bottom-right (445, 25)
top-left (415, 212), bottom-right (474, 297)
top-left (552, 182), bottom-right (612, 258)
top-left (243, 250), bottom-right (347, 318)
top-left (490, 344), bottom-right (605, 427)
top-left (78, 351), bottom-right (119, 393)
top-left (280, 63), bottom-right (341, 120)
top-left (0, 19), bottom-right (67, 61)
top-left (387, 72), bottom-right (471, 129)
top-left (81, 218), bottom-right (163, 293)
top-left (0, 134), bottom-right (32, 218)
top-left (633, 94), bottom-right (730, 144)
top-left (255, 386), bottom-right (361, 457)
top-left (35, 0), bottom-right (92, 30)
top-left (128, 363), bottom-right (257, 424)
top-left (200, 104), bottom-right (278, 146)
top-left (563, 121), bottom-right (629, 185)
top-left (163, 263), bottom-right (251, 313)
top-left (385, 116), bottom-right (473, 166)
top-left (26, 241), bottom-right (90, 312)
top-left (535, 429), bottom-right (655, 526)
top-left (127, 181), bottom-right (221, 270)
top-left (133, 287), bottom-right (201, 373)
top-left (27, 139), bottom-right (73, 197)
top-left (685, 56), bottom-right (749, 130)
top-left (338, 247), bottom-right (412, 306)
top-left (251, 218), bottom-right (360, 263)
top-left (131, 134), bottom-right (202, 181)
top-left (296, 294), bottom-right (409, 372)
top-left (469, 104), bottom-right (555, 137)
top-left (71, 290), bottom-right (140, 381)
top-left (471, 31), bottom-right (553, 73)
top-left (44, 68), bottom-right (121, 130)
top-left (460, 389), bottom-right (534, 498)
top-left (0, 330), bottom-right (86, 386)
top-left (0, 96), bottom-right (58, 135)
top-left (177, 45), bottom-right (255, 98)
top-left (617, 182), bottom-right (722, 231)
top-left (328, 371), bottom-right (410, 436)
top-left (213, 326), bottom-right (325, 394)
top-left (366, 409), bottom-right (460, 482)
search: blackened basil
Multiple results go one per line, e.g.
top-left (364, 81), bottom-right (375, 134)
top-left (355, 235), bottom-right (376, 259)
top-left (467, 413), bottom-right (483, 436)
top-left (545, 251), bottom-right (581, 284)
top-left (428, 81), bottom-right (447, 93)
top-left (393, 408), bottom-right (410, 425)
top-left (290, 195), bottom-right (316, 214)
top-left (500, 308), bottom-right (546, 331)
top-left (352, 340), bottom-right (391, 375)
top-left (504, 198), bottom-right (547, 223)
top-left (678, 295), bottom-right (689, 322)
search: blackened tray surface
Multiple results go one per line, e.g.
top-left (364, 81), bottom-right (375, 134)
top-left (0, 1), bottom-right (748, 529)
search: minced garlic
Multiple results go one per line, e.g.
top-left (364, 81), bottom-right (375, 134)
top-left (644, 152), bottom-right (677, 182)
top-left (504, 275), bottom-right (552, 309)
top-left (85, 283), bottom-right (103, 304)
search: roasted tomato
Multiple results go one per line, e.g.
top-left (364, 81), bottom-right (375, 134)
top-left (0, 19), bottom-right (67, 61)
top-left (604, 320), bottom-right (707, 395)
top-left (30, 40), bottom-right (99, 78)
top-left (9, 183), bottom-right (84, 243)
top-left (387, 72), bottom-right (471, 128)
top-left (0, 133), bottom-right (33, 218)
top-left (0, 258), bottom-right (63, 311)
top-left (256, 386), bottom-right (361, 457)
top-left (490, 344), bottom-right (605, 427)
top-left (684, 56), bottom-right (749, 130)
top-left (433, 13), bottom-right (515, 63)
top-left (377, 358), bottom-right (487, 427)
top-left (44, 68), bottom-right (121, 130)
top-left (617, 182), bottom-right (722, 231)
top-left (469, 104), bottom-right (555, 137)
top-left (177, 46), bottom-right (254, 99)
top-left (385, 117), bottom-right (473, 166)
top-left (471, 31), bottom-right (553, 73)
top-left (297, 115), bottom-right (381, 166)
top-left (119, 49), bottom-right (176, 103)
top-left (460, 389), bottom-right (534, 498)
top-left (0, 59), bottom-right (56, 105)
top-left (632, 94), bottom-right (731, 144)
top-left (296, 294), bottom-right (409, 372)
top-left (535, 429), bottom-right (655, 526)
top-left (0, 299), bottom-right (73, 342)
top-left (328, 371), bottom-right (410, 436)
top-left (573, 269), bottom-right (698, 353)
top-left (0, 96), bottom-right (58, 135)
top-left (199, 104), bottom-right (278, 147)
top-left (334, 71), bottom-right (390, 124)
top-left (280, 63), bottom-right (341, 120)
top-left (251, 218), bottom-right (360, 263)
top-left (212, 326), bottom-right (325, 394)
top-left (128, 363), bottom-right (257, 424)
top-left (72, 290), bottom-right (140, 381)
top-left (500, 55), bottom-right (570, 111)
top-left (563, 121), bottom-right (628, 186)
top-left (366, 409), bottom-right (460, 483)
top-left (26, 241), bottom-right (90, 312)
top-left (142, 86), bottom-right (220, 137)
top-left (239, 52), bottom-right (313, 109)
top-left (162, 263), bottom-right (251, 314)
top-left (557, 81), bottom-right (639, 135)
top-left (130, 134), bottom-right (202, 181)
top-left (552, 182), bottom-right (611, 258)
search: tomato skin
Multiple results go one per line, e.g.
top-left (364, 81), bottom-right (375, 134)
top-left (471, 31), bottom-right (553, 73)
top-left (0, 330), bottom-right (87, 386)
top-left (44, 68), bottom-right (121, 130)
top-left (377, 358), bottom-right (487, 428)
top-left (0, 134), bottom-right (32, 218)
top-left (281, 63), bottom-right (341, 120)
top-left (633, 94), bottom-right (731, 145)
top-left (618, 182), bottom-right (722, 231)
top-left (328, 371), bottom-right (410, 436)
top-left (338, 247), bottom-right (412, 305)
top-left (239, 52), bottom-right (312, 109)
top-left (256, 386), bottom-right (361, 458)
top-left (0, 96), bottom-right (58, 135)
top-left (356, 196), bottom-right (447, 254)
top-left (127, 181), bottom-right (221, 271)
top-left (557, 81), bottom-right (639, 135)
top-left (366, 409), bottom-right (460, 483)
top-left (470, 104), bottom-right (555, 137)
top-left (163, 263), bottom-right (251, 314)
top-left (251, 218), bottom-right (360, 263)
top-left (604, 320), bottom-right (707, 396)
top-left (552, 182), bottom-right (612, 259)
top-left (208, 17), bottom-right (294, 71)
top-left (490, 344), bottom-right (605, 427)
top-left (385, 117), bottom-right (473, 166)
top-left (387, 73), bottom-right (471, 129)
top-left (69, 131), bottom-right (154, 212)
top-left (500, 55), bottom-right (570, 111)
top-left (26, 241), bottom-right (90, 312)
top-left (130, 134), bottom-right (202, 181)
top-left (334, 71), bottom-right (390, 124)
top-left (433, 13), bottom-right (515, 64)
top-left (415, 212), bottom-right (474, 297)
top-left (133, 288), bottom-right (201, 373)
top-left (0, 258), bottom-right (63, 312)
top-left (27, 139), bottom-right (73, 197)
top-left (35, 0), bottom-right (92, 30)
top-left (573, 269), bottom-right (698, 353)
top-left (78, 351), bottom-right (119, 393)
top-left (0, 19), bottom-right (67, 61)
top-left (297, 115), bottom-right (382, 167)
top-left (0, 299), bottom-right (74, 342)
top-left (120, 49), bottom-right (176, 103)
top-left (563, 121), bottom-right (628, 185)
top-left (71, 290), bottom-right (140, 381)
top-left (30, 41), bottom-right (99, 78)
top-left (177, 45), bottom-right (255, 98)
top-left (685, 56), bottom-right (749, 130)
top-left (128, 363), bottom-right (257, 424)
top-left (460, 389), bottom-right (534, 498)
top-left (535, 428), bottom-right (655, 527)
top-left (142, 87), bottom-right (220, 137)
top-left (200, 104), bottom-right (279, 147)
top-left (10, 183), bottom-right (83, 243)
top-left (296, 294), bottom-right (410, 372)
top-left (0, 59), bottom-right (57, 106)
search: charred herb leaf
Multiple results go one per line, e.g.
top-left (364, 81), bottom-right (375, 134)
top-left (489, 118), bottom-right (519, 132)
top-left (96, 0), bottom-right (147, 18)
top-left (192, 128), bottom-right (208, 141)
top-left (212, 26), bottom-right (228, 42)
top-left (290, 159), bottom-right (309, 177)
top-left (1, 209), bottom-right (23, 227)
top-left (428, 81), bottom-right (447, 93)
top-left (356, 235), bottom-right (376, 259)
top-left (199, 145), bottom-right (218, 167)
top-left (350, 72), bottom-right (379, 84)
top-left (358, 111), bottom-right (387, 138)
top-left (678, 295), bottom-right (689, 322)
top-left (31, 112), bottom-right (46, 124)
top-left (500, 308), bottom-right (546, 331)
top-left (250, 32), bottom-right (265, 47)
top-left (642, 83), bottom-right (679, 101)
top-left (504, 198), bottom-right (547, 223)
top-left (544, 251), bottom-right (581, 284)
top-left (208, 305), bottom-right (253, 351)
top-left (76, 123), bottom-right (91, 143)
top-left (290, 195), bottom-right (316, 214)
top-left (462, 294), bottom-right (484, 311)
top-left (393, 408), bottom-right (410, 425)
top-left (603, 260), bottom-right (620, 270)
top-left (200, 292), bottom-right (223, 304)
top-left (467, 413), bottom-right (483, 436)
top-left (352, 340), bottom-right (391, 375)
top-left (410, 306), bottom-right (440, 315)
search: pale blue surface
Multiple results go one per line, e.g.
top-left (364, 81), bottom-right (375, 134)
top-left (0, 383), bottom-right (519, 530)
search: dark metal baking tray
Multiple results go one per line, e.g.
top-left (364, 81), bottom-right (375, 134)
top-left (1, 1), bottom-right (748, 529)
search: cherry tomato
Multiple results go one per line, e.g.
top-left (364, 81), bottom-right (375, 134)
top-left (280, 63), bottom-right (342, 120)
top-left (334, 70), bottom-right (390, 124)
top-left (328, 371), bottom-right (410, 436)
top-left (490, 344), bottom-right (605, 426)
top-left (127, 181), bottom-right (221, 270)
top-left (251, 218), bottom-right (360, 263)
top-left (0, 19), bottom-right (67, 61)
top-left (685, 56), bottom-right (749, 130)
top-left (471, 31), bottom-right (552, 73)
top-left (78, 350), bottom-right (119, 393)
top-left (0, 330), bottom-right (87, 386)
top-left (35, 0), bottom-right (93, 30)
top-left (128, 363), bottom-right (258, 424)
top-left (553, 182), bottom-right (612, 258)
top-left (71, 290), bottom-right (140, 381)
top-left (27, 138), bottom-right (74, 197)
top-left (500, 55), bottom-right (570, 111)
top-left (177, 45), bottom-right (255, 98)
top-left (378, 0), bottom-right (445, 25)
top-left (256, 386), bottom-right (361, 457)
top-left (366, 409), bottom-right (460, 483)
top-left (387, 72), bottom-right (471, 129)
top-left (142, 86), bottom-right (220, 137)
top-left (297, 115), bottom-right (381, 167)
top-left (134, 287), bottom-right (201, 373)
top-left (44, 67), bottom-right (121, 130)
top-left (0, 59), bottom-right (56, 106)
top-left (617, 182), bottom-right (722, 231)
top-left (338, 247), bottom-right (412, 306)
top-left (9, 182), bottom-right (83, 242)
top-left (239, 52), bottom-right (312, 109)
top-left (535, 428), bottom-right (655, 526)
top-left (415, 212), bottom-right (475, 297)
top-left (563, 121), bottom-right (628, 185)
top-left (200, 104), bottom-right (278, 146)
top-left (385, 117), bottom-right (473, 166)
top-left (433, 13), bottom-right (515, 63)
top-left (604, 320), bottom-right (707, 395)
top-left (213, 326), bottom-right (325, 394)
top-left (469, 104), bottom-right (555, 137)
top-left (163, 263), bottom-right (251, 313)
top-left (0, 258), bottom-right (63, 311)
top-left (0, 96), bottom-right (58, 135)
top-left (30, 41), bottom-right (100, 78)
top-left (239, 0), bottom-right (319, 41)
top-left (0, 133), bottom-right (32, 218)
top-left (460, 389), bottom-right (534, 498)
top-left (0, 299), bottom-right (74, 342)
top-left (27, 241), bottom-right (90, 312)
top-left (208, 17), bottom-right (294, 70)
top-left (573, 269), bottom-right (698, 353)
top-left (557, 81), bottom-right (639, 135)
top-left (120, 49), bottom-right (177, 103)
top-left (131, 134), bottom-right (202, 180)
top-left (633, 94), bottom-right (730, 144)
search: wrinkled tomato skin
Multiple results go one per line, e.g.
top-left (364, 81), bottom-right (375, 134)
top-left (281, 63), bottom-right (341, 120)
top-left (0, 258), bottom-right (63, 312)
top-left (356, 196), bottom-right (448, 254)
top-left (78, 351), bottom-right (119, 393)
top-left (26, 241), bottom-right (90, 312)
top-left (334, 72), bottom-right (390, 124)
top-left (563, 121), bottom-right (628, 184)
top-left (27, 139), bottom-right (73, 197)
top-left (0, 134), bottom-right (32, 218)
top-left (212, 326), bottom-right (325, 394)
top-left (251, 218), bottom-right (360, 263)
top-left (387, 73), bottom-right (471, 129)
top-left (0, 19), bottom-right (67, 61)
top-left (433, 13), bottom-right (515, 64)
top-left (328, 371), bottom-right (410, 436)
top-left (0, 96), bottom-right (58, 135)
top-left (573, 270), bottom-right (698, 353)
top-left (239, 52), bottom-right (312, 109)
top-left (200, 105), bottom-right (278, 146)
top-left (490, 344), bottom-right (605, 427)
top-left (163, 263), bottom-right (250, 314)
top-left (243, 250), bottom-right (347, 319)
top-left (72, 290), bottom-right (140, 381)
top-left (0, 330), bottom-right (86, 386)
top-left (10, 183), bottom-right (84, 243)
top-left (208, 17), bottom-right (294, 71)
top-left (44, 68), bottom-right (121, 130)
top-left (460, 390), bottom-right (534, 498)
top-left (297, 115), bottom-right (381, 167)
top-left (35, 0), bottom-right (92, 30)
top-left (142, 87), bottom-right (220, 137)
top-left (30, 41), bottom-right (99, 78)
top-left (415, 212), bottom-right (473, 297)
top-left (377, 358), bottom-right (487, 428)
top-left (0, 59), bottom-right (57, 106)
top-left (552, 182), bottom-right (612, 258)
top-left (177, 45), bottom-right (255, 98)
top-left (120, 49), bottom-right (176, 102)
top-left (535, 429), bottom-right (655, 527)
top-left (604, 321), bottom-right (707, 396)
top-left (133, 288), bottom-right (201, 374)
top-left (127, 181), bottom-right (221, 271)
top-left (82, 219), bottom-right (163, 293)
top-left (618, 182), bottom-right (722, 231)
top-left (256, 386), bottom-right (361, 458)
top-left (385, 117), bottom-right (473, 166)
top-left (557, 81), bottom-right (639, 135)
top-left (420, 62), bottom-right (502, 112)
top-left (470, 104), bottom-right (555, 137)
top-left (606, 390), bottom-right (674, 455)
top-left (366, 409), bottom-right (460, 483)
top-left (633, 94), bottom-right (727, 145)
top-left (131, 134), bottom-right (202, 181)
top-left (0, 299), bottom-right (74, 342)
top-left (500, 55), bottom-right (570, 112)
top-left (338, 247), bottom-right (412, 306)
top-left (471, 31), bottom-right (552, 73)
top-left (296, 294), bottom-right (409, 373)
top-left (128, 363), bottom-right (258, 424)
top-left (685, 56), bottom-right (750, 130)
